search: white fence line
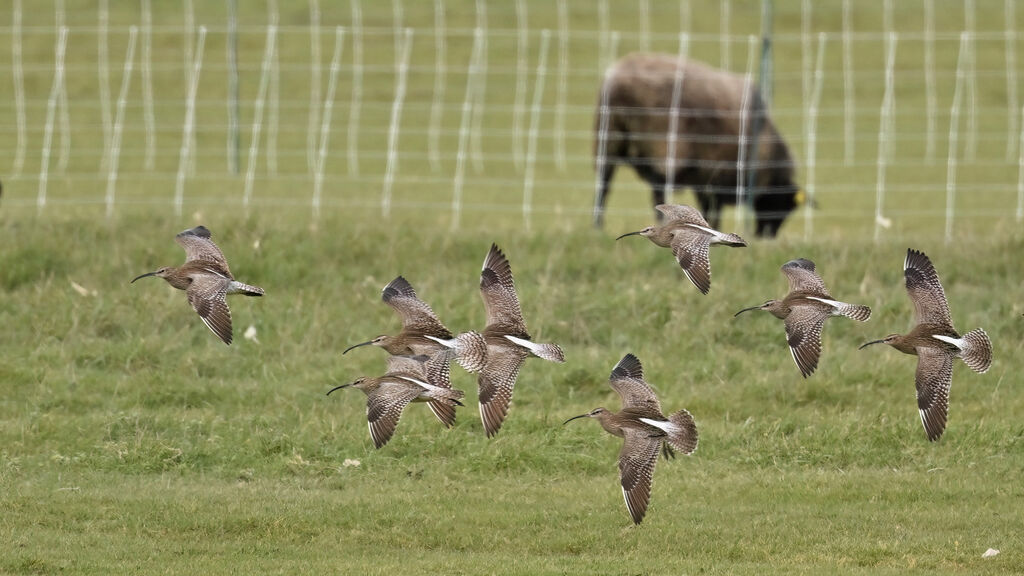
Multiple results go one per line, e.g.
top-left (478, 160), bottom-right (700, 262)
top-left (512, 0), bottom-right (528, 172)
top-left (174, 27), bottom-right (206, 217)
top-left (664, 33), bottom-right (690, 207)
top-left (4, 10), bottom-right (1023, 240)
top-left (347, 0), bottom-right (363, 177)
top-left (842, 0), bottom-right (854, 166)
top-left (945, 33), bottom-right (968, 244)
top-left (874, 33), bottom-right (897, 242)
top-left (924, 0), bottom-right (936, 164)
top-left (141, 0), bottom-right (156, 171)
top-left (242, 25), bottom-right (277, 212)
top-left (521, 29), bottom-right (550, 230)
top-left (55, 0), bottom-right (70, 173)
top-left (266, 0), bottom-right (279, 175)
top-left (98, 0), bottom-right (111, 172)
top-left (381, 28), bottom-right (413, 218)
top-left (450, 27), bottom-right (484, 231)
top-left (470, 0), bottom-right (488, 174)
top-left (1006, 0), bottom-right (1018, 162)
top-left (105, 27), bottom-right (137, 220)
top-left (733, 36), bottom-right (756, 232)
top-left (804, 33), bottom-right (826, 241)
top-left (36, 26), bottom-right (68, 213)
top-left (1017, 102), bottom-right (1024, 222)
top-left (428, 0), bottom-right (446, 173)
top-left (554, 0), bottom-right (569, 173)
top-left (312, 27), bottom-right (345, 223)
top-left (11, 0), bottom-right (26, 175)
top-left (307, 0), bottom-right (321, 174)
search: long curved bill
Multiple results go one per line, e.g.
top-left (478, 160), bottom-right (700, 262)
top-left (130, 271), bottom-right (158, 283)
top-left (615, 230), bottom-right (643, 241)
top-left (858, 339), bottom-right (886, 350)
top-left (326, 383), bottom-right (352, 395)
top-left (733, 305), bottom-right (762, 317)
top-left (562, 413), bottom-right (591, 425)
top-left (342, 341), bottom-right (374, 355)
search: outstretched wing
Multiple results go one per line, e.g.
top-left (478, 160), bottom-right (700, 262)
top-left (480, 244), bottom-right (528, 336)
top-left (384, 354), bottom-right (430, 378)
top-left (781, 258), bottom-right (829, 295)
top-left (670, 227), bottom-right (713, 295)
top-left (904, 249), bottom-right (953, 327)
top-left (476, 346), bottom-right (528, 437)
top-left (783, 305), bottom-right (829, 378)
top-left (914, 347), bottom-right (954, 442)
top-left (618, 429), bottom-right (663, 525)
top-left (381, 276), bottom-right (453, 338)
top-left (175, 226), bottom-right (231, 275)
top-left (366, 382), bottom-right (422, 449)
top-left (608, 354), bottom-right (662, 412)
top-left (655, 204), bottom-right (710, 226)
top-left (185, 274), bottom-right (233, 345)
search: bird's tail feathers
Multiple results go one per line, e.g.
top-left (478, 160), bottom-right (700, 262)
top-left (230, 281), bottom-right (265, 297)
top-left (959, 328), bottom-right (992, 374)
top-left (504, 335), bottom-right (565, 363)
top-left (835, 302), bottom-right (871, 322)
top-left (666, 409), bottom-right (699, 455)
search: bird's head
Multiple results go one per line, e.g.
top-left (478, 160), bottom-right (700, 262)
top-left (130, 266), bottom-right (172, 283)
top-left (343, 335), bottom-right (390, 355)
top-left (615, 227), bottom-right (655, 241)
top-left (858, 334), bottom-right (901, 350)
top-left (563, 407), bottom-right (608, 425)
top-left (326, 377), bottom-right (376, 396)
top-left (734, 300), bottom-right (780, 317)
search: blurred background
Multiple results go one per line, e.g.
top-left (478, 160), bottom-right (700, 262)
top-left (2, 0), bottom-right (1022, 240)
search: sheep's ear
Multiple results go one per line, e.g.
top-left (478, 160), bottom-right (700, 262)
top-left (794, 189), bottom-right (820, 209)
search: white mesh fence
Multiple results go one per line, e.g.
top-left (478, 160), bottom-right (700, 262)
top-left (1, 1), bottom-right (1022, 239)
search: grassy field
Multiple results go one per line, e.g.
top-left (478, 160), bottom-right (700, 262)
top-left (2, 1), bottom-right (1024, 574)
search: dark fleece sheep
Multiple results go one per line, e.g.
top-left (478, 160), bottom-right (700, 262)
top-left (593, 53), bottom-right (802, 237)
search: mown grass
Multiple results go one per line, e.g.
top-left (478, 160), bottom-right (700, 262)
top-left (2, 0), bottom-right (1024, 574)
top-left (1, 207), bottom-right (1023, 574)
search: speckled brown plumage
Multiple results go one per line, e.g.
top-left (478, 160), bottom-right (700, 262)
top-left (475, 244), bottom-right (564, 437)
top-left (735, 258), bottom-right (870, 378)
top-left (131, 226), bottom-right (263, 345)
top-left (564, 354), bottom-right (698, 525)
top-left (860, 249), bottom-right (992, 441)
top-left (327, 352), bottom-right (465, 448)
top-left (616, 203), bottom-right (746, 294)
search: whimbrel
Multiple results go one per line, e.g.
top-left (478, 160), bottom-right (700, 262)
top-left (616, 204), bottom-right (746, 294)
top-left (327, 352), bottom-right (465, 448)
top-left (564, 353), bottom-right (697, 525)
top-left (859, 248), bottom-right (992, 442)
top-left (131, 225), bottom-right (263, 345)
top-left (343, 276), bottom-right (487, 373)
top-left (474, 243), bottom-right (565, 437)
top-left (734, 258), bottom-right (871, 378)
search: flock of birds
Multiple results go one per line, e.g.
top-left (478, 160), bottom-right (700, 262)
top-left (131, 207), bottom-right (993, 525)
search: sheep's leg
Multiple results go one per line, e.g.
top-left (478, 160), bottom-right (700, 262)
top-left (652, 184), bottom-right (666, 221)
top-left (697, 188), bottom-right (722, 229)
top-left (592, 161), bottom-right (616, 228)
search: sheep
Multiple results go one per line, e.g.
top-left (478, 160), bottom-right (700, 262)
top-left (593, 53), bottom-right (803, 237)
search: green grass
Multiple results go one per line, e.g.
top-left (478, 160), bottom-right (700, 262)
top-left (2, 1), bottom-right (1024, 574)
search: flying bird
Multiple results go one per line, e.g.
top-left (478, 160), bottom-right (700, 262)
top-left (474, 243), bottom-right (565, 437)
top-left (859, 248), bottom-right (992, 441)
top-left (327, 352), bottom-right (465, 448)
top-left (343, 276), bottom-right (487, 373)
top-left (131, 225), bottom-right (263, 345)
top-left (734, 258), bottom-right (871, 377)
top-left (616, 204), bottom-right (746, 294)
top-left (564, 353), bottom-right (698, 525)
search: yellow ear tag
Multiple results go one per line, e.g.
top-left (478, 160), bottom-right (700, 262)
top-left (795, 189), bottom-right (806, 206)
